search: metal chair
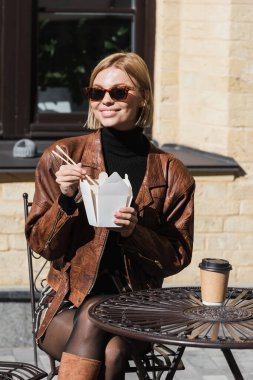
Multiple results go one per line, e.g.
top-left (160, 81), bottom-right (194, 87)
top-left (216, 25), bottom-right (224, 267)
top-left (0, 209), bottom-right (47, 377)
top-left (23, 192), bottom-right (185, 380)
top-left (23, 193), bottom-right (58, 380)
top-left (0, 361), bottom-right (47, 380)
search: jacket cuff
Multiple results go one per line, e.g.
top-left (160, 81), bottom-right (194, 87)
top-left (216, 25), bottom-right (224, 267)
top-left (58, 192), bottom-right (78, 215)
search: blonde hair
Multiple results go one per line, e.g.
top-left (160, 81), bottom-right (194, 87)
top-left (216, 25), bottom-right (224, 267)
top-left (86, 52), bottom-right (153, 129)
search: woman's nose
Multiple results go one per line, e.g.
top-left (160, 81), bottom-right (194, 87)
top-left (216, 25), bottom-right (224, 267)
top-left (102, 91), bottom-right (114, 104)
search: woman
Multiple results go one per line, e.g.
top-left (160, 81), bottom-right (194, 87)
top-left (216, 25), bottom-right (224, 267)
top-left (25, 52), bottom-right (195, 380)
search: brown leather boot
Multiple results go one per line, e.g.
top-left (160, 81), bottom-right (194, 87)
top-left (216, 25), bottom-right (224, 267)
top-left (58, 352), bottom-right (101, 380)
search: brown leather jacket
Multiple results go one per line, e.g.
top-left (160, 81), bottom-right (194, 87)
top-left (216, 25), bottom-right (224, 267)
top-left (25, 129), bottom-right (195, 338)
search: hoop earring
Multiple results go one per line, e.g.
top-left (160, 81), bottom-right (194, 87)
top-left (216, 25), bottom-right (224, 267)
top-left (135, 105), bottom-right (145, 127)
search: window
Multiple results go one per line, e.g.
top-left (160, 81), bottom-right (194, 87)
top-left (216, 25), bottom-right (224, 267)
top-left (0, 0), bottom-right (155, 140)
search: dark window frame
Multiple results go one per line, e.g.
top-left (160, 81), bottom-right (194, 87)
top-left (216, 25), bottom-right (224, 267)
top-left (0, 0), bottom-right (156, 140)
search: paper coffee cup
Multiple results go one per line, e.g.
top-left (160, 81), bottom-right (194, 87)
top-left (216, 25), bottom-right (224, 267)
top-left (199, 258), bottom-right (232, 306)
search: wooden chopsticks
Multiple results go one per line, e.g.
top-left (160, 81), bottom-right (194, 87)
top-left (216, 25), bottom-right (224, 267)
top-left (52, 145), bottom-right (97, 186)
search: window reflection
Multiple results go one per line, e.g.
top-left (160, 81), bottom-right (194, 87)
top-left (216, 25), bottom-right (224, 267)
top-left (37, 13), bottom-right (133, 113)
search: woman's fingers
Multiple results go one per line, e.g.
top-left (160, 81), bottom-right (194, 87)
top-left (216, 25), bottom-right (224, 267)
top-left (114, 213), bottom-right (138, 225)
top-left (56, 163), bottom-right (86, 179)
top-left (114, 207), bottom-right (137, 222)
top-left (113, 207), bottom-right (138, 237)
top-left (55, 163), bottom-right (86, 197)
top-left (56, 174), bottom-right (83, 184)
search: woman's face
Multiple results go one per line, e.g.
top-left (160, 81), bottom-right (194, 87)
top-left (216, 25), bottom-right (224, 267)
top-left (90, 67), bottom-right (144, 131)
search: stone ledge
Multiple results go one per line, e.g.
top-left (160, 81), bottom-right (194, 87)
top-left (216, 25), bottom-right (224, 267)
top-left (0, 288), bottom-right (39, 302)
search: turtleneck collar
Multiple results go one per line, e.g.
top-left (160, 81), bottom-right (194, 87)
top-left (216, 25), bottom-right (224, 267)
top-left (101, 126), bottom-right (150, 156)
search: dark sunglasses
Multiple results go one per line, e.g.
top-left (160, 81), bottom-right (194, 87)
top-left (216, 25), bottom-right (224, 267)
top-left (84, 86), bottom-right (133, 101)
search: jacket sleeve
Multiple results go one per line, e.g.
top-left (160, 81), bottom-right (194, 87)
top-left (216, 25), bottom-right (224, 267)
top-left (25, 148), bottom-right (80, 261)
top-left (121, 159), bottom-right (195, 279)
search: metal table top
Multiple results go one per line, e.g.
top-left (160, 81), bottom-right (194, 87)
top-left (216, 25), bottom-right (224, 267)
top-left (89, 287), bottom-right (253, 350)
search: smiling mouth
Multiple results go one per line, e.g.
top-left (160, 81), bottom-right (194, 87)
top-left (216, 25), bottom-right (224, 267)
top-left (100, 110), bottom-right (118, 117)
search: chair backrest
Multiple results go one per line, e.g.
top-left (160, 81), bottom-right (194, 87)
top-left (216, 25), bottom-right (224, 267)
top-left (23, 193), bottom-right (49, 367)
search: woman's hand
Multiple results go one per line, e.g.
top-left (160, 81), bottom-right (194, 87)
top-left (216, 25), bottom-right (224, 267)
top-left (55, 163), bottom-right (86, 197)
top-left (111, 207), bottom-right (138, 238)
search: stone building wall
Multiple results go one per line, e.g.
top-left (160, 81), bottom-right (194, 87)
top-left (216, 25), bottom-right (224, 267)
top-left (0, 0), bottom-right (253, 290)
top-left (0, 176), bottom-right (34, 287)
top-left (154, 0), bottom-right (253, 287)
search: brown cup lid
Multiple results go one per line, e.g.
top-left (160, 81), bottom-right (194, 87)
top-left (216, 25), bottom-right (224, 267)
top-left (199, 258), bottom-right (232, 272)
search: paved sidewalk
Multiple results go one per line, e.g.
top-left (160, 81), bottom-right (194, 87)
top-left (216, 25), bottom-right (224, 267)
top-left (0, 346), bottom-right (252, 379)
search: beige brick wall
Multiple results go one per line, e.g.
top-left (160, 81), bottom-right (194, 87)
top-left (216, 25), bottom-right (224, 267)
top-left (0, 175), bottom-right (35, 287)
top-left (155, 0), bottom-right (253, 287)
top-left (153, 0), bottom-right (180, 143)
top-left (0, 0), bottom-right (253, 290)
top-left (164, 174), bottom-right (253, 287)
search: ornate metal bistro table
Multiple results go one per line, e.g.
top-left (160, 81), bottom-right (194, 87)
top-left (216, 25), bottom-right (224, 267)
top-left (89, 287), bottom-right (253, 380)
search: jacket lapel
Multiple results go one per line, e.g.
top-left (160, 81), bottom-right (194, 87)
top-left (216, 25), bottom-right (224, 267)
top-left (81, 130), bottom-right (106, 173)
top-left (135, 147), bottom-right (167, 213)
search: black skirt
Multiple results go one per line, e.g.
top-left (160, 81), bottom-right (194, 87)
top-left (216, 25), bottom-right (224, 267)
top-left (35, 270), bottom-right (130, 338)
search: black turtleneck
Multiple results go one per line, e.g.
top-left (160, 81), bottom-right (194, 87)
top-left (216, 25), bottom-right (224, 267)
top-left (95, 127), bottom-right (150, 288)
top-left (101, 127), bottom-right (149, 200)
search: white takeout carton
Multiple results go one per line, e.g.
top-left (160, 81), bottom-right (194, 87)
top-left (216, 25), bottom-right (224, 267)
top-left (80, 172), bottom-right (132, 227)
